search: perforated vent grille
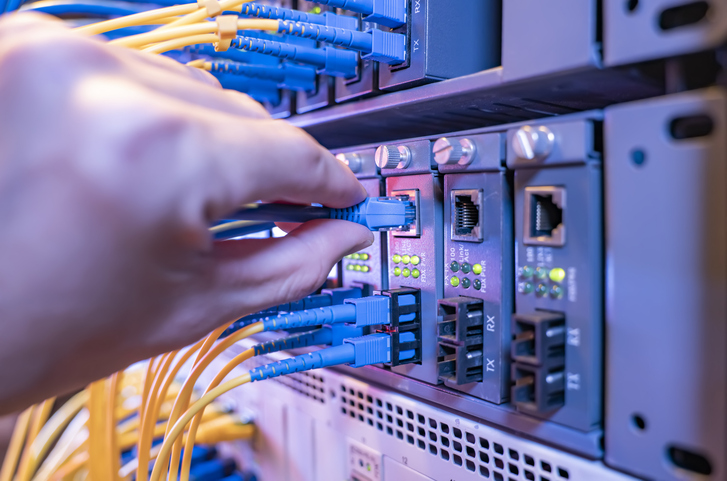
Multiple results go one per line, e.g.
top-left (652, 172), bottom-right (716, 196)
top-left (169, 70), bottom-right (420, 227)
top-left (338, 381), bottom-right (571, 481)
top-left (249, 356), bottom-right (327, 404)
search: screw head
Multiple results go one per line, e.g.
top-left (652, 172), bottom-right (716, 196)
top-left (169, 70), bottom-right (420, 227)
top-left (335, 153), bottom-right (362, 173)
top-left (512, 126), bottom-right (555, 161)
top-left (433, 137), bottom-right (476, 166)
top-left (375, 145), bottom-right (411, 169)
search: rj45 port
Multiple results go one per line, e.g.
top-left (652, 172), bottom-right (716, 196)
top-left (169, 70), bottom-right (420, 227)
top-left (524, 186), bottom-right (565, 246)
top-left (451, 189), bottom-right (484, 243)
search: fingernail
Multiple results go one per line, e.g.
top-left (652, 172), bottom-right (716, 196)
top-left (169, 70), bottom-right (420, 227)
top-left (346, 232), bottom-right (374, 256)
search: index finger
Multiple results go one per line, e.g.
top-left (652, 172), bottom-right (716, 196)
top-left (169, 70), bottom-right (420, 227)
top-left (199, 115), bottom-right (368, 216)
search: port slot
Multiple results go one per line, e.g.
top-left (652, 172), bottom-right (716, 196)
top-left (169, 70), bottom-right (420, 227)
top-left (376, 287), bottom-right (421, 366)
top-left (391, 189), bottom-right (420, 237)
top-left (511, 312), bottom-right (566, 367)
top-left (437, 297), bottom-right (486, 385)
top-left (524, 186), bottom-right (566, 246)
top-left (451, 189), bottom-right (484, 243)
top-left (511, 363), bottom-right (565, 414)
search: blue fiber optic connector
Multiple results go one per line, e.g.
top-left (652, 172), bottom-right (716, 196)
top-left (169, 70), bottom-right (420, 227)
top-left (224, 197), bottom-right (416, 233)
top-left (277, 20), bottom-right (406, 65)
top-left (241, 2), bottom-right (358, 29)
top-left (260, 295), bottom-right (390, 331)
top-left (249, 332), bottom-right (410, 381)
top-left (230, 36), bottom-right (358, 78)
top-left (253, 327), bottom-right (334, 355)
top-left (207, 61), bottom-right (317, 92)
top-left (312, 0), bottom-right (406, 28)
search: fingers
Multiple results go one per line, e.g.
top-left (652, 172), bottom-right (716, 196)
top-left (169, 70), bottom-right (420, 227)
top-left (208, 220), bottom-right (373, 317)
top-left (198, 117), bottom-right (368, 219)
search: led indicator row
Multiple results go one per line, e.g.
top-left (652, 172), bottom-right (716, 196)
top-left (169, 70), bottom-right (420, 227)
top-left (449, 261), bottom-right (482, 275)
top-left (392, 254), bottom-right (420, 265)
top-left (450, 276), bottom-right (481, 290)
top-left (518, 265), bottom-right (566, 299)
top-left (346, 264), bottom-right (371, 272)
top-left (345, 253), bottom-right (371, 261)
top-left (393, 267), bottom-right (420, 278)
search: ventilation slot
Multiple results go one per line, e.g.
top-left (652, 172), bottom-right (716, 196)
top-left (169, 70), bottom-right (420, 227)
top-left (659, 1), bottom-right (710, 31)
top-left (669, 114), bottom-right (714, 140)
top-left (667, 445), bottom-right (713, 475)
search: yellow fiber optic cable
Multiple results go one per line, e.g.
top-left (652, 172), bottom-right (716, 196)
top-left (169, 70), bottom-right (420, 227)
top-left (141, 34), bottom-right (219, 54)
top-left (21, 391), bottom-right (88, 481)
top-left (179, 348), bottom-right (254, 481)
top-left (47, 451), bottom-right (89, 481)
top-left (159, 0), bottom-right (251, 30)
top-left (106, 372), bottom-right (123, 481)
top-left (110, 21), bottom-right (217, 48)
top-left (87, 380), bottom-right (113, 481)
top-left (0, 407), bottom-right (32, 481)
top-left (162, 322), bottom-right (262, 479)
top-left (14, 398), bottom-right (55, 481)
top-left (149, 373), bottom-right (252, 481)
top-left (136, 351), bottom-right (177, 481)
top-left (74, 3), bottom-right (198, 36)
top-left (30, 410), bottom-right (89, 481)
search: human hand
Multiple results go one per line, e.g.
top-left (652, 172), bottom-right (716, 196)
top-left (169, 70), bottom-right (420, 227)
top-left (0, 14), bottom-right (371, 413)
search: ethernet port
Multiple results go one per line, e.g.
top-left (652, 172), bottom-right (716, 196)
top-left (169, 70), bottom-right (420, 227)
top-left (451, 189), bottom-right (484, 243)
top-left (524, 187), bottom-right (566, 246)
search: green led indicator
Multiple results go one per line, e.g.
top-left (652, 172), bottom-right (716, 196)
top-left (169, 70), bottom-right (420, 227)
top-left (402, 268), bottom-right (411, 277)
top-left (310, 6), bottom-right (322, 13)
top-left (393, 254), bottom-right (402, 264)
top-left (360, 253), bottom-right (370, 261)
top-left (450, 261), bottom-right (459, 272)
top-left (535, 266), bottom-right (549, 279)
top-left (402, 255), bottom-right (411, 264)
top-left (352, 253), bottom-right (360, 260)
top-left (412, 268), bottom-right (420, 278)
top-left (411, 255), bottom-right (420, 265)
top-left (473, 279), bottom-right (482, 290)
top-left (354, 265), bottom-right (362, 272)
top-left (450, 276), bottom-right (460, 287)
top-left (362, 266), bottom-right (370, 273)
top-left (519, 282), bottom-right (534, 294)
top-left (519, 265), bottom-right (534, 278)
top-left (550, 285), bottom-right (564, 299)
top-left (461, 262), bottom-right (471, 274)
top-left (346, 264), bottom-right (354, 271)
top-left (535, 283), bottom-right (548, 297)
top-left (393, 267), bottom-right (401, 276)
top-left (472, 263), bottom-right (482, 275)
top-left (462, 277), bottom-right (471, 289)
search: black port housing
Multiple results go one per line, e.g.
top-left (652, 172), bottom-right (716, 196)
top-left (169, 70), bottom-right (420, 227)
top-left (511, 312), bottom-right (566, 367)
top-left (451, 189), bottom-right (484, 243)
top-left (376, 287), bottom-right (421, 366)
top-left (524, 186), bottom-right (566, 246)
top-left (512, 363), bottom-right (565, 414)
top-left (437, 297), bottom-right (486, 385)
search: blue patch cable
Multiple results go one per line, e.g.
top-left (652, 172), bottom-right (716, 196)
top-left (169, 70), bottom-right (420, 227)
top-left (230, 36), bottom-right (358, 78)
top-left (217, 197), bottom-right (415, 241)
top-left (313, 0), bottom-right (406, 28)
top-left (205, 60), bottom-right (316, 92)
top-left (249, 332), bottom-right (413, 382)
top-left (276, 19), bottom-right (405, 64)
top-left (240, 2), bottom-right (358, 30)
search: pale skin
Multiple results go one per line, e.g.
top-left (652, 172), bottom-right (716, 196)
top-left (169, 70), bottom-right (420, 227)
top-left (0, 13), bottom-right (373, 414)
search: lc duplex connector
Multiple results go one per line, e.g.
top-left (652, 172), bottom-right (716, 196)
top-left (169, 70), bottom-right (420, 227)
top-left (312, 0), bottom-right (407, 28)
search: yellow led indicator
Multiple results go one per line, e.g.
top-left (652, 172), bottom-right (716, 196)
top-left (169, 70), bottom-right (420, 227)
top-left (450, 276), bottom-right (460, 287)
top-left (473, 263), bottom-right (482, 275)
top-left (360, 253), bottom-right (370, 261)
top-left (549, 267), bottom-right (566, 283)
top-left (362, 266), bottom-right (370, 273)
top-left (354, 265), bottom-right (362, 272)
top-left (410, 255), bottom-right (420, 265)
top-left (310, 6), bottom-right (322, 14)
top-left (402, 268), bottom-right (411, 277)
top-left (346, 264), bottom-right (354, 271)
top-left (402, 255), bottom-right (411, 264)
top-left (393, 254), bottom-right (402, 264)
top-left (352, 253), bottom-right (361, 260)
top-left (393, 267), bottom-right (401, 276)
top-left (412, 269), bottom-right (420, 278)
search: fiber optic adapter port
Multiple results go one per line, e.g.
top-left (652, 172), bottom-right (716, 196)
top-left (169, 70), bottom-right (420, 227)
top-left (437, 297), bottom-right (486, 385)
top-left (391, 189), bottom-right (420, 237)
top-left (511, 312), bottom-right (566, 367)
top-left (512, 363), bottom-right (565, 414)
top-left (376, 287), bottom-right (422, 366)
top-left (524, 186), bottom-right (566, 246)
top-left (451, 189), bottom-right (484, 243)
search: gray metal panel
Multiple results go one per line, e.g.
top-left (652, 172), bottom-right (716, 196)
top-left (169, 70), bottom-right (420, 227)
top-left (502, 0), bottom-right (600, 82)
top-left (437, 133), bottom-right (505, 174)
top-left (604, 0), bottom-right (727, 67)
top-left (604, 89), bottom-right (727, 480)
top-left (442, 171), bottom-right (514, 404)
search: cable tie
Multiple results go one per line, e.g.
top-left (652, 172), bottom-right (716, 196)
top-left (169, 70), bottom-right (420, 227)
top-left (215, 15), bottom-right (238, 51)
top-left (198, 0), bottom-right (222, 17)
